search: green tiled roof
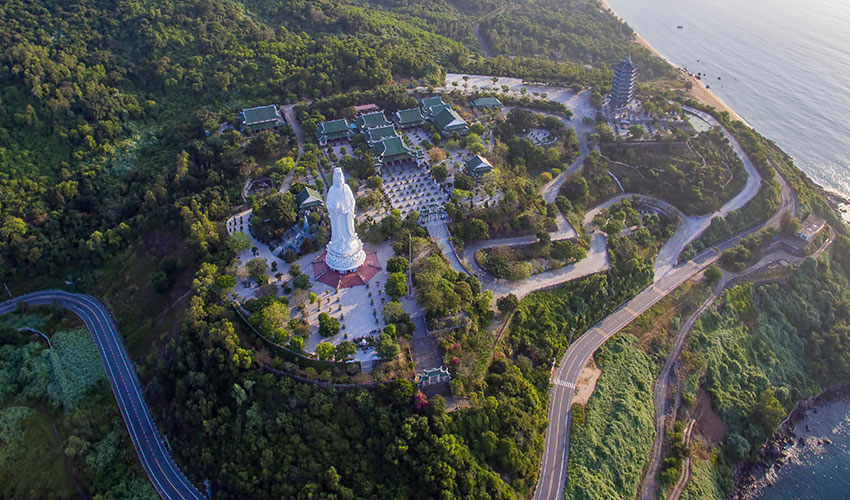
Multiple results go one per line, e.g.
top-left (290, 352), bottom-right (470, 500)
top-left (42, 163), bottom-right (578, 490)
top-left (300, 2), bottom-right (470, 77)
top-left (432, 107), bottom-right (468, 133)
top-left (243, 105), bottom-right (283, 125)
top-left (355, 111), bottom-right (390, 130)
top-left (366, 125), bottom-right (397, 143)
top-left (466, 155), bottom-right (493, 175)
top-left (420, 96), bottom-right (445, 109)
top-left (421, 365), bottom-right (450, 382)
top-left (395, 107), bottom-right (425, 126)
top-left (296, 186), bottom-right (324, 208)
top-left (471, 97), bottom-right (502, 108)
top-left (374, 136), bottom-right (411, 160)
top-left (320, 119), bottom-right (350, 134)
top-left (426, 103), bottom-right (450, 116)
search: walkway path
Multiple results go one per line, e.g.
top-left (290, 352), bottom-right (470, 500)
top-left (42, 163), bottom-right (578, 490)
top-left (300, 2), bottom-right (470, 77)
top-left (473, 23), bottom-right (494, 58)
top-left (653, 106), bottom-right (763, 280)
top-left (476, 231), bottom-right (610, 300)
top-left (471, 6), bottom-right (508, 57)
top-left (640, 285), bottom-right (720, 500)
top-left (669, 419), bottom-right (696, 500)
top-left (532, 110), bottom-right (794, 500)
top-left (0, 291), bottom-right (207, 500)
top-left (279, 103), bottom-right (307, 194)
top-left (641, 225), bottom-right (833, 499)
top-left (425, 220), bottom-right (468, 274)
top-left (462, 192), bottom-right (686, 302)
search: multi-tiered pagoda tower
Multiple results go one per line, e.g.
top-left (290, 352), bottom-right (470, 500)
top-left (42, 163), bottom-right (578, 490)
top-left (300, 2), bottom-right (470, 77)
top-left (610, 53), bottom-right (637, 108)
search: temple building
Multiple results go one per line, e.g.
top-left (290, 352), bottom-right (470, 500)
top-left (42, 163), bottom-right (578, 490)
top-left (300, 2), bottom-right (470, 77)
top-left (393, 107), bottom-right (426, 129)
top-left (240, 105), bottom-right (285, 133)
top-left (364, 125), bottom-right (398, 146)
top-left (465, 155), bottom-right (494, 176)
top-left (610, 53), bottom-right (637, 108)
top-left (420, 96), bottom-right (450, 118)
top-left (353, 103), bottom-right (380, 115)
top-left (354, 110), bottom-right (391, 132)
top-left (470, 97), bottom-right (502, 111)
top-left (295, 186), bottom-right (323, 212)
top-left (419, 96), bottom-right (469, 135)
top-left (431, 106), bottom-right (469, 137)
top-left (316, 119), bottom-right (355, 145)
top-left (373, 136), bottom-right (415, 167)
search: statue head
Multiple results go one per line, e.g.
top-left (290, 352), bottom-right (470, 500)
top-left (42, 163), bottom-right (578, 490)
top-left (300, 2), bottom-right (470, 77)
top-left (333, 167), bottom-right (344, 187)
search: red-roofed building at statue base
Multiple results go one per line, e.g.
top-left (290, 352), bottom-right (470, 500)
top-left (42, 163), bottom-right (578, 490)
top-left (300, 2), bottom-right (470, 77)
top-left (312, 249), bottom-right (381, 288)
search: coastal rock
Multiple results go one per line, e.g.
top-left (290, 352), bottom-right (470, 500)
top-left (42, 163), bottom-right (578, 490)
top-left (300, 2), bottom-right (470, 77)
top-left (732, 383), bottom-right (850, 499)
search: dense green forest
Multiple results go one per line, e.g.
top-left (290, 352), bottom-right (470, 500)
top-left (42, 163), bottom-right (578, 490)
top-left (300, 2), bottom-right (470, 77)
top-left (0, 0), bottom-right (465, 281)
top-left (678, 244), bottom-right (850, 498)
top-left (0, 313), bottom-right (156, 499)
top-left (7, 0), bottom-right (848, 498)
top-left (0, 0), bottom-right (646, 287)
top-left (0, 0), bottom-right (664, 495)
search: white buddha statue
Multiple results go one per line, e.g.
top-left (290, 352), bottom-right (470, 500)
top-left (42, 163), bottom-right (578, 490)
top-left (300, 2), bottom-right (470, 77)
top-left (325, 167), bottom-right (366, 272)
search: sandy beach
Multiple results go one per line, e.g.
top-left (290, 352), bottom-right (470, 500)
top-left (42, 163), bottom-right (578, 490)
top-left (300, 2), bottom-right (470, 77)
top-left (600, 0), bottom-right (749, 125)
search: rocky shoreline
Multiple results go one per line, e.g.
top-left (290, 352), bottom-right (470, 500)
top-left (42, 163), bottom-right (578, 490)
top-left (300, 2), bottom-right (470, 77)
top-left (730, 383), bottom-right (850, 499)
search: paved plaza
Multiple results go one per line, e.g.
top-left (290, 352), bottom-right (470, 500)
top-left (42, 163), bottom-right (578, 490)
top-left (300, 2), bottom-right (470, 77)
top-left (229, 226), bottom-right (397, 364)
top-left (301, 242), bottom-right (396, 363)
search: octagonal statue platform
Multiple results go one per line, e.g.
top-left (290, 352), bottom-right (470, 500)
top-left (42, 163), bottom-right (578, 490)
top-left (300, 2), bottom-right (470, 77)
top-left (312, 248), bottom-right (381, 288)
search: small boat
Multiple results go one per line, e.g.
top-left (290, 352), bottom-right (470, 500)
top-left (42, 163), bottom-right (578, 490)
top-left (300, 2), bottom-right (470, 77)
top-left (677, 25), bottom-right (684, 29)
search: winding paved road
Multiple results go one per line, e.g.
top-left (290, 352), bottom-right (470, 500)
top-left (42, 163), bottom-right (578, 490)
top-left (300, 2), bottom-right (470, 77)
top-left (532, 113), bottom-right (793, 500)
top-left (0, 290), bottom-right (206, 500)
top-left (640, 226), bottom-right (831, 499)
top-left (533, 245), bottom-right (722, 500)
top-left (653, 106), bottom-right (763, 280)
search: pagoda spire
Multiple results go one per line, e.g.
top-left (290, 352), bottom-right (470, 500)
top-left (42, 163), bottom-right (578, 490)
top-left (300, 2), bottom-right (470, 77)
top-left (609, 52), bottom-right (638, 108)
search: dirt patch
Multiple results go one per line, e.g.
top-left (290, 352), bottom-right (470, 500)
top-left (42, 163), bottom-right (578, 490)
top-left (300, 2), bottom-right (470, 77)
top-left (573, 358), bottom-right (602, 406)
top-left (692, 389), bottom-right (727, 446)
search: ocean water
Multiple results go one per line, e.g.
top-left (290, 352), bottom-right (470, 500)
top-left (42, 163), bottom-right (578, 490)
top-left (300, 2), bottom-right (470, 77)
top-left (601, 1), bottom-right (850, 496)
top-left (757, 398), bottom-right (850, 500)
top-left (604, 0), bottom-right (850, 215)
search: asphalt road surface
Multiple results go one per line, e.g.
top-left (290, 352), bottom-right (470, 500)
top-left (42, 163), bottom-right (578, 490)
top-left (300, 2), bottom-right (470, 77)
top-left (0, 290), bottom-right (206, 500)
top-left (532, 147), bottom-right (797, 500)
top-left (533, 249), bottom-right (720, 500)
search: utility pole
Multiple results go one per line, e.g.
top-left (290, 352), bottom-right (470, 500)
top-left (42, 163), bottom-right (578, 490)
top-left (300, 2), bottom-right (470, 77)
top-left (3, 283), bottom-right (11, 299)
